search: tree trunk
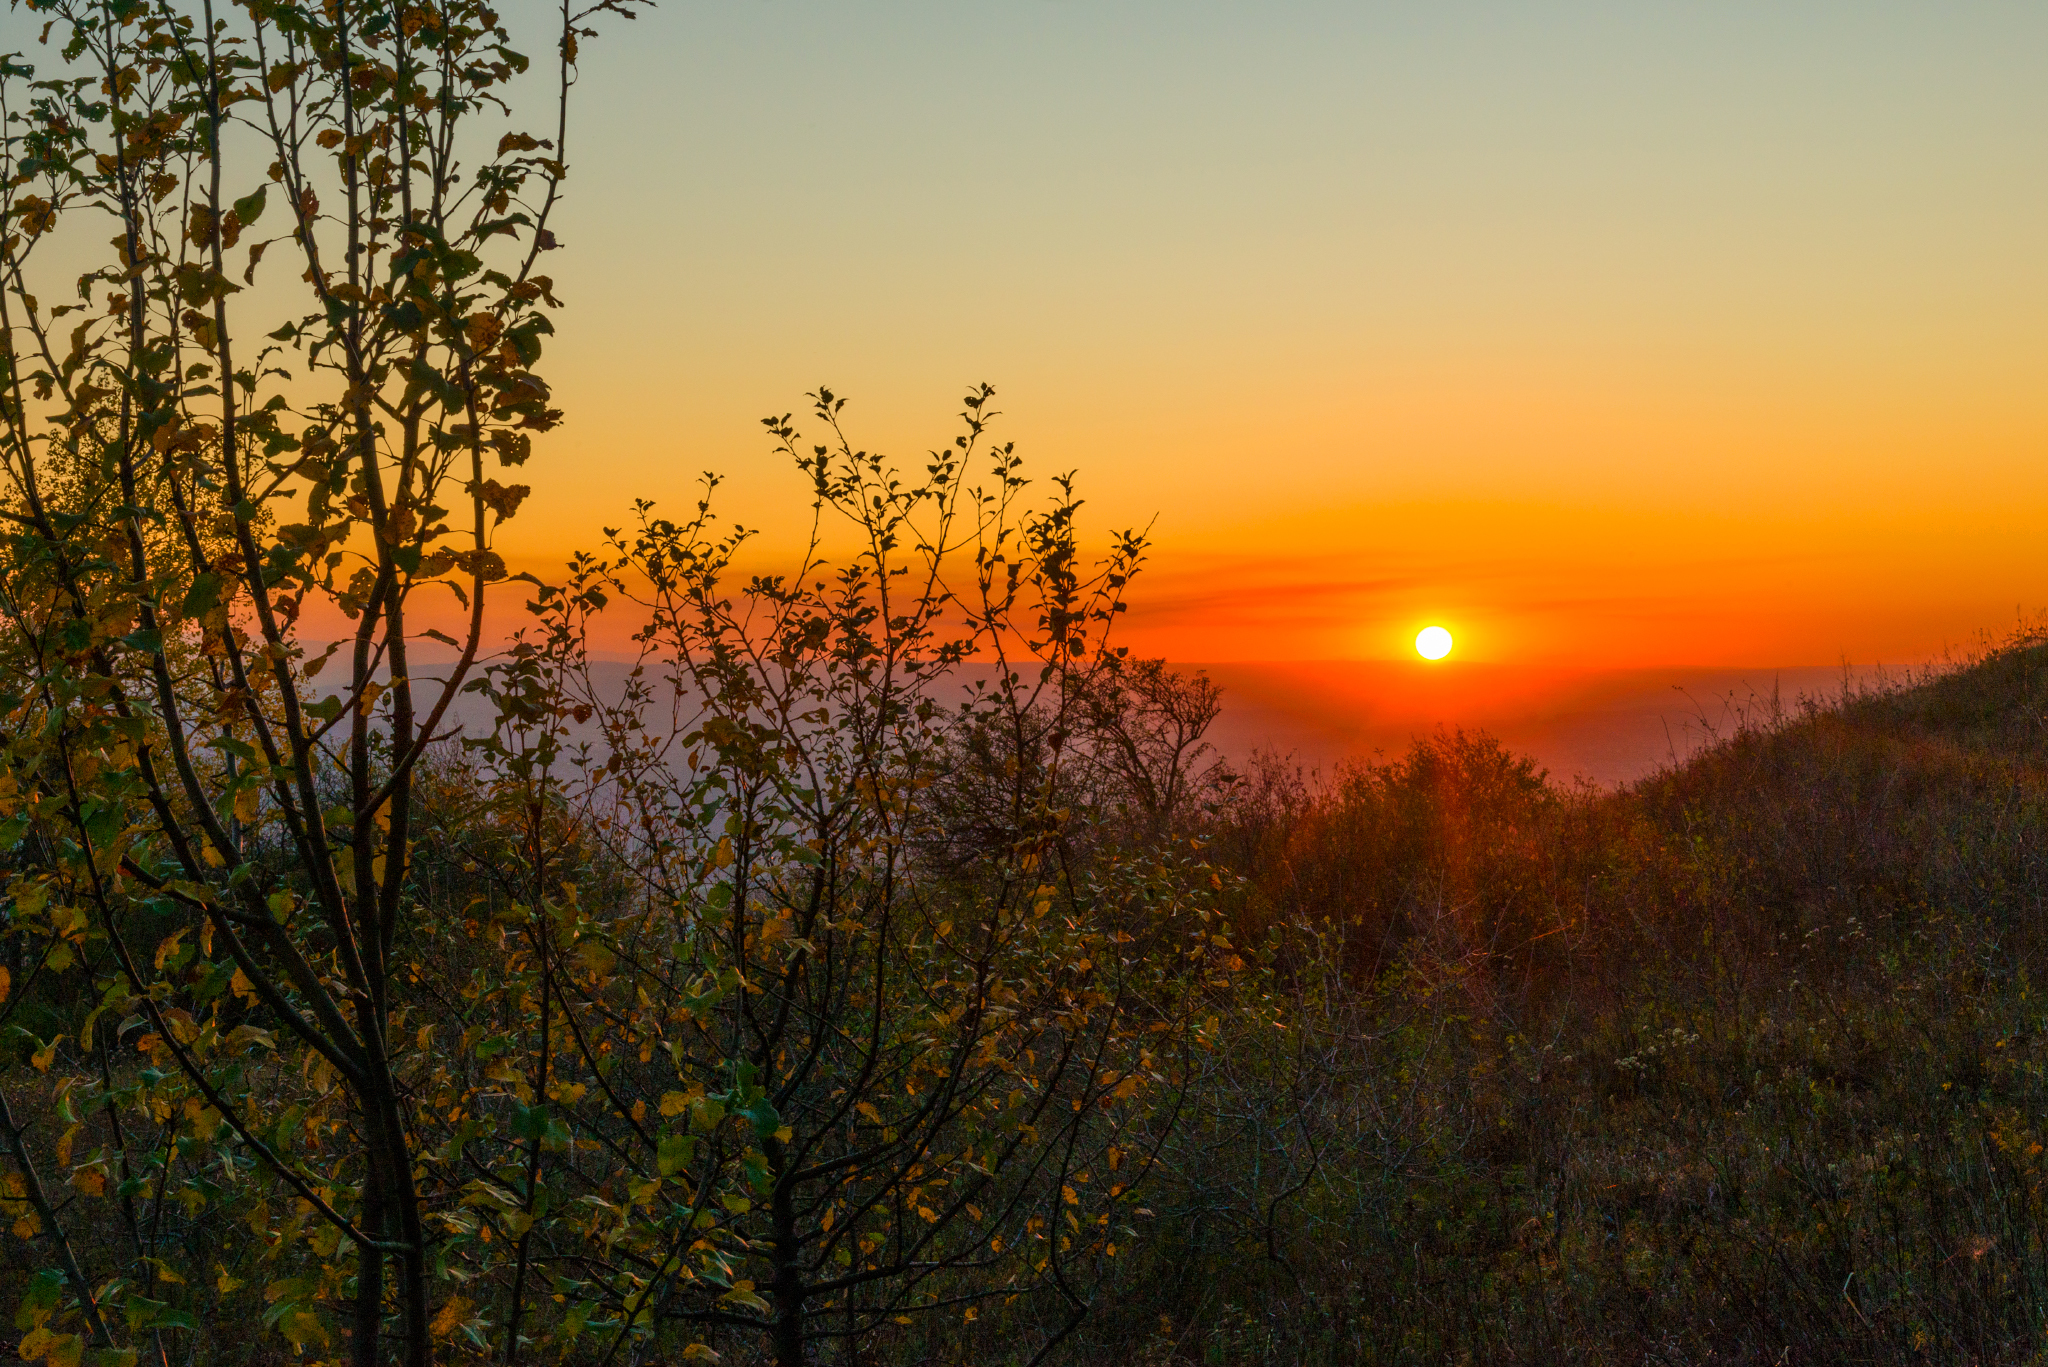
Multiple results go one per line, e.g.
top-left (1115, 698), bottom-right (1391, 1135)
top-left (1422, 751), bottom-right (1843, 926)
top-left (379, 1092), bottom-right (431, 1367)
top-left (352, 1166), bottom-right (385, 1367)
top-left (770, 1148), bottom-right (807, 1367)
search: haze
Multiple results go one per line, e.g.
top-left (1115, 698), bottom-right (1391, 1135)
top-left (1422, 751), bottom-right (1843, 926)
top-left (490, 0), bottom-right (2045, 771)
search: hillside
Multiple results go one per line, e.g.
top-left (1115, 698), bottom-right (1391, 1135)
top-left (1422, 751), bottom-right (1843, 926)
top-left (1060, 635), bottom-right (2048, 1367)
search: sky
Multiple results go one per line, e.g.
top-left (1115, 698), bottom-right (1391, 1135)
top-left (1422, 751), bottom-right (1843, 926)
top-left (496, 0), bottom-right (2048, 668)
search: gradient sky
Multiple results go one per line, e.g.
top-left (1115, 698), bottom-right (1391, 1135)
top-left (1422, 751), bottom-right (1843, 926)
top-left (499, 0), bottom-right (2048, 666)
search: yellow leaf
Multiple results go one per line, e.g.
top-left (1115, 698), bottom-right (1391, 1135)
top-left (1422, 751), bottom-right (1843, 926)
top-left (277, 1308), bottom-right (326, 1350)
top-left (574, 937), bottom-right (615, 978)
top-left (680, 1347), bottom-right (720, 1362)
top-left (30, 1037), bottom-right (60, 1073)
top-left (429, 1296), bottom-right (471, 1339)
top-left (190, 1106), bottom-right (224, 1142)
top-left (659, 1091), bottom-right (690, 1118)
top-left (0, 965), bottom-right (10, 1001)
top-left (46, 1332), bottom-right (83, 1367)
top-left (224, 1025), bottom-right (275, 1053)
top-left (159, 1007), bottom-right (199, 1044)
top-left (153, 931), bottom-right (186, 971)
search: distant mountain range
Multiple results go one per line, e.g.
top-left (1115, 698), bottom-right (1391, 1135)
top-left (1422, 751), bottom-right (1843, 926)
top-left (395, 650), bottom-right (1911, 790)
top-left (1185, 660), bottom-right (1900, 787)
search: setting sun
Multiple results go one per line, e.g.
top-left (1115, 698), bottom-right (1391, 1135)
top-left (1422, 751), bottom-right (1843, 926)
top-left (1415, 626), bottom-right (1454, 661)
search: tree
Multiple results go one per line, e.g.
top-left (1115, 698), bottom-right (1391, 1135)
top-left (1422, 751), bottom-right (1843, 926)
top-left (0, 0), bottom-right (640, 1358)
top-left (1, 0), bottom-right (1229, 1358)
top-left (452, 387), bottom-right (1232, 1365)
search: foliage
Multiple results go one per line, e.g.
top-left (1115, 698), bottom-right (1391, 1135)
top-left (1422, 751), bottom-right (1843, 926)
top-left (9, 0), bottom-right (2040, 1360)
top-left (0, 0), bottom-right (1228, 1362)
top-left (430, 389), bottom-right (1230, 1365)
top-left (1066, 636), bottom-right (2048, 1366)
top-left (0, 0), bottom-right (640, 1357)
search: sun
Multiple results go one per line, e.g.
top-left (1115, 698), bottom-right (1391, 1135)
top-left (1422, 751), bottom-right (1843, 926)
top-left (1415, 625), bottom-right (1454, 660)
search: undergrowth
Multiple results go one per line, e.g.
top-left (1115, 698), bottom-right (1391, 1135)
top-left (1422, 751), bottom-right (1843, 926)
top-left (1061, 634), bottom-right (2048, 1366)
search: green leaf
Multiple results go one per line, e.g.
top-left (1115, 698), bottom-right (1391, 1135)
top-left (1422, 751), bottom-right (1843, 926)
top-left (743, 1095), bottom-right (781, 1141)
top-left (657, 1132), bottom-right (694, 1176)
top-left (510, 1100), bottom-right (550, 1140)
top-left (15, 1267), bottom-right (63, 1328)
top-left (181, 572), bottom-right (223, 617)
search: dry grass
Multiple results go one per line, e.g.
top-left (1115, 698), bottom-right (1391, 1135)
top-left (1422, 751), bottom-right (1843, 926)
top-left (1048, 634), bottom-right (2048, 1366)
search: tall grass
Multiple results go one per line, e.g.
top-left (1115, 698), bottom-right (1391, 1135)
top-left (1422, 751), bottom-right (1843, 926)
top-left (1066, 635), bottom-right (2048, 1365)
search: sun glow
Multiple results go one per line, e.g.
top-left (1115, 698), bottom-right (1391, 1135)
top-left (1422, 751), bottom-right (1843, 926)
top-left (1415, 625), bottom-right (1454, 661)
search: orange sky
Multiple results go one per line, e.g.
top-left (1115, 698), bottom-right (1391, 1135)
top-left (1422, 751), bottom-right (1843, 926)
top-left (474, 1), bottom-right (2047, 670)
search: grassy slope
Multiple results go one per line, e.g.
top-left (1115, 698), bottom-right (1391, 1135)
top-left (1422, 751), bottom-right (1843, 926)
top-left (1071, 638), bottom-right (2048, 1367)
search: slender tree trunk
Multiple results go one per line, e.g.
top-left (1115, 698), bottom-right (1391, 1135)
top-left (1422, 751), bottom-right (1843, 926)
top-left (385, 1096), bottom-right (432, 1367)
top-left (503, 923), bottom-right (552, 1365)
top-left (0, 1095), bottom-right (114, 1348)
top-left (353, 1164), bottom-right (385, 1367)
top-left (770, 1144), bottom-right (808, 1367)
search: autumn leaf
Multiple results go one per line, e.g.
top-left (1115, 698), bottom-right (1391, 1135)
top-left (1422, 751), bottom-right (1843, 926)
top-left (429, 1296), bottom-right (472, 1339)
top-left (276, 1308), bottom-right (326, 1351)
top-left (468, 478), bottom-right (531, 522)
